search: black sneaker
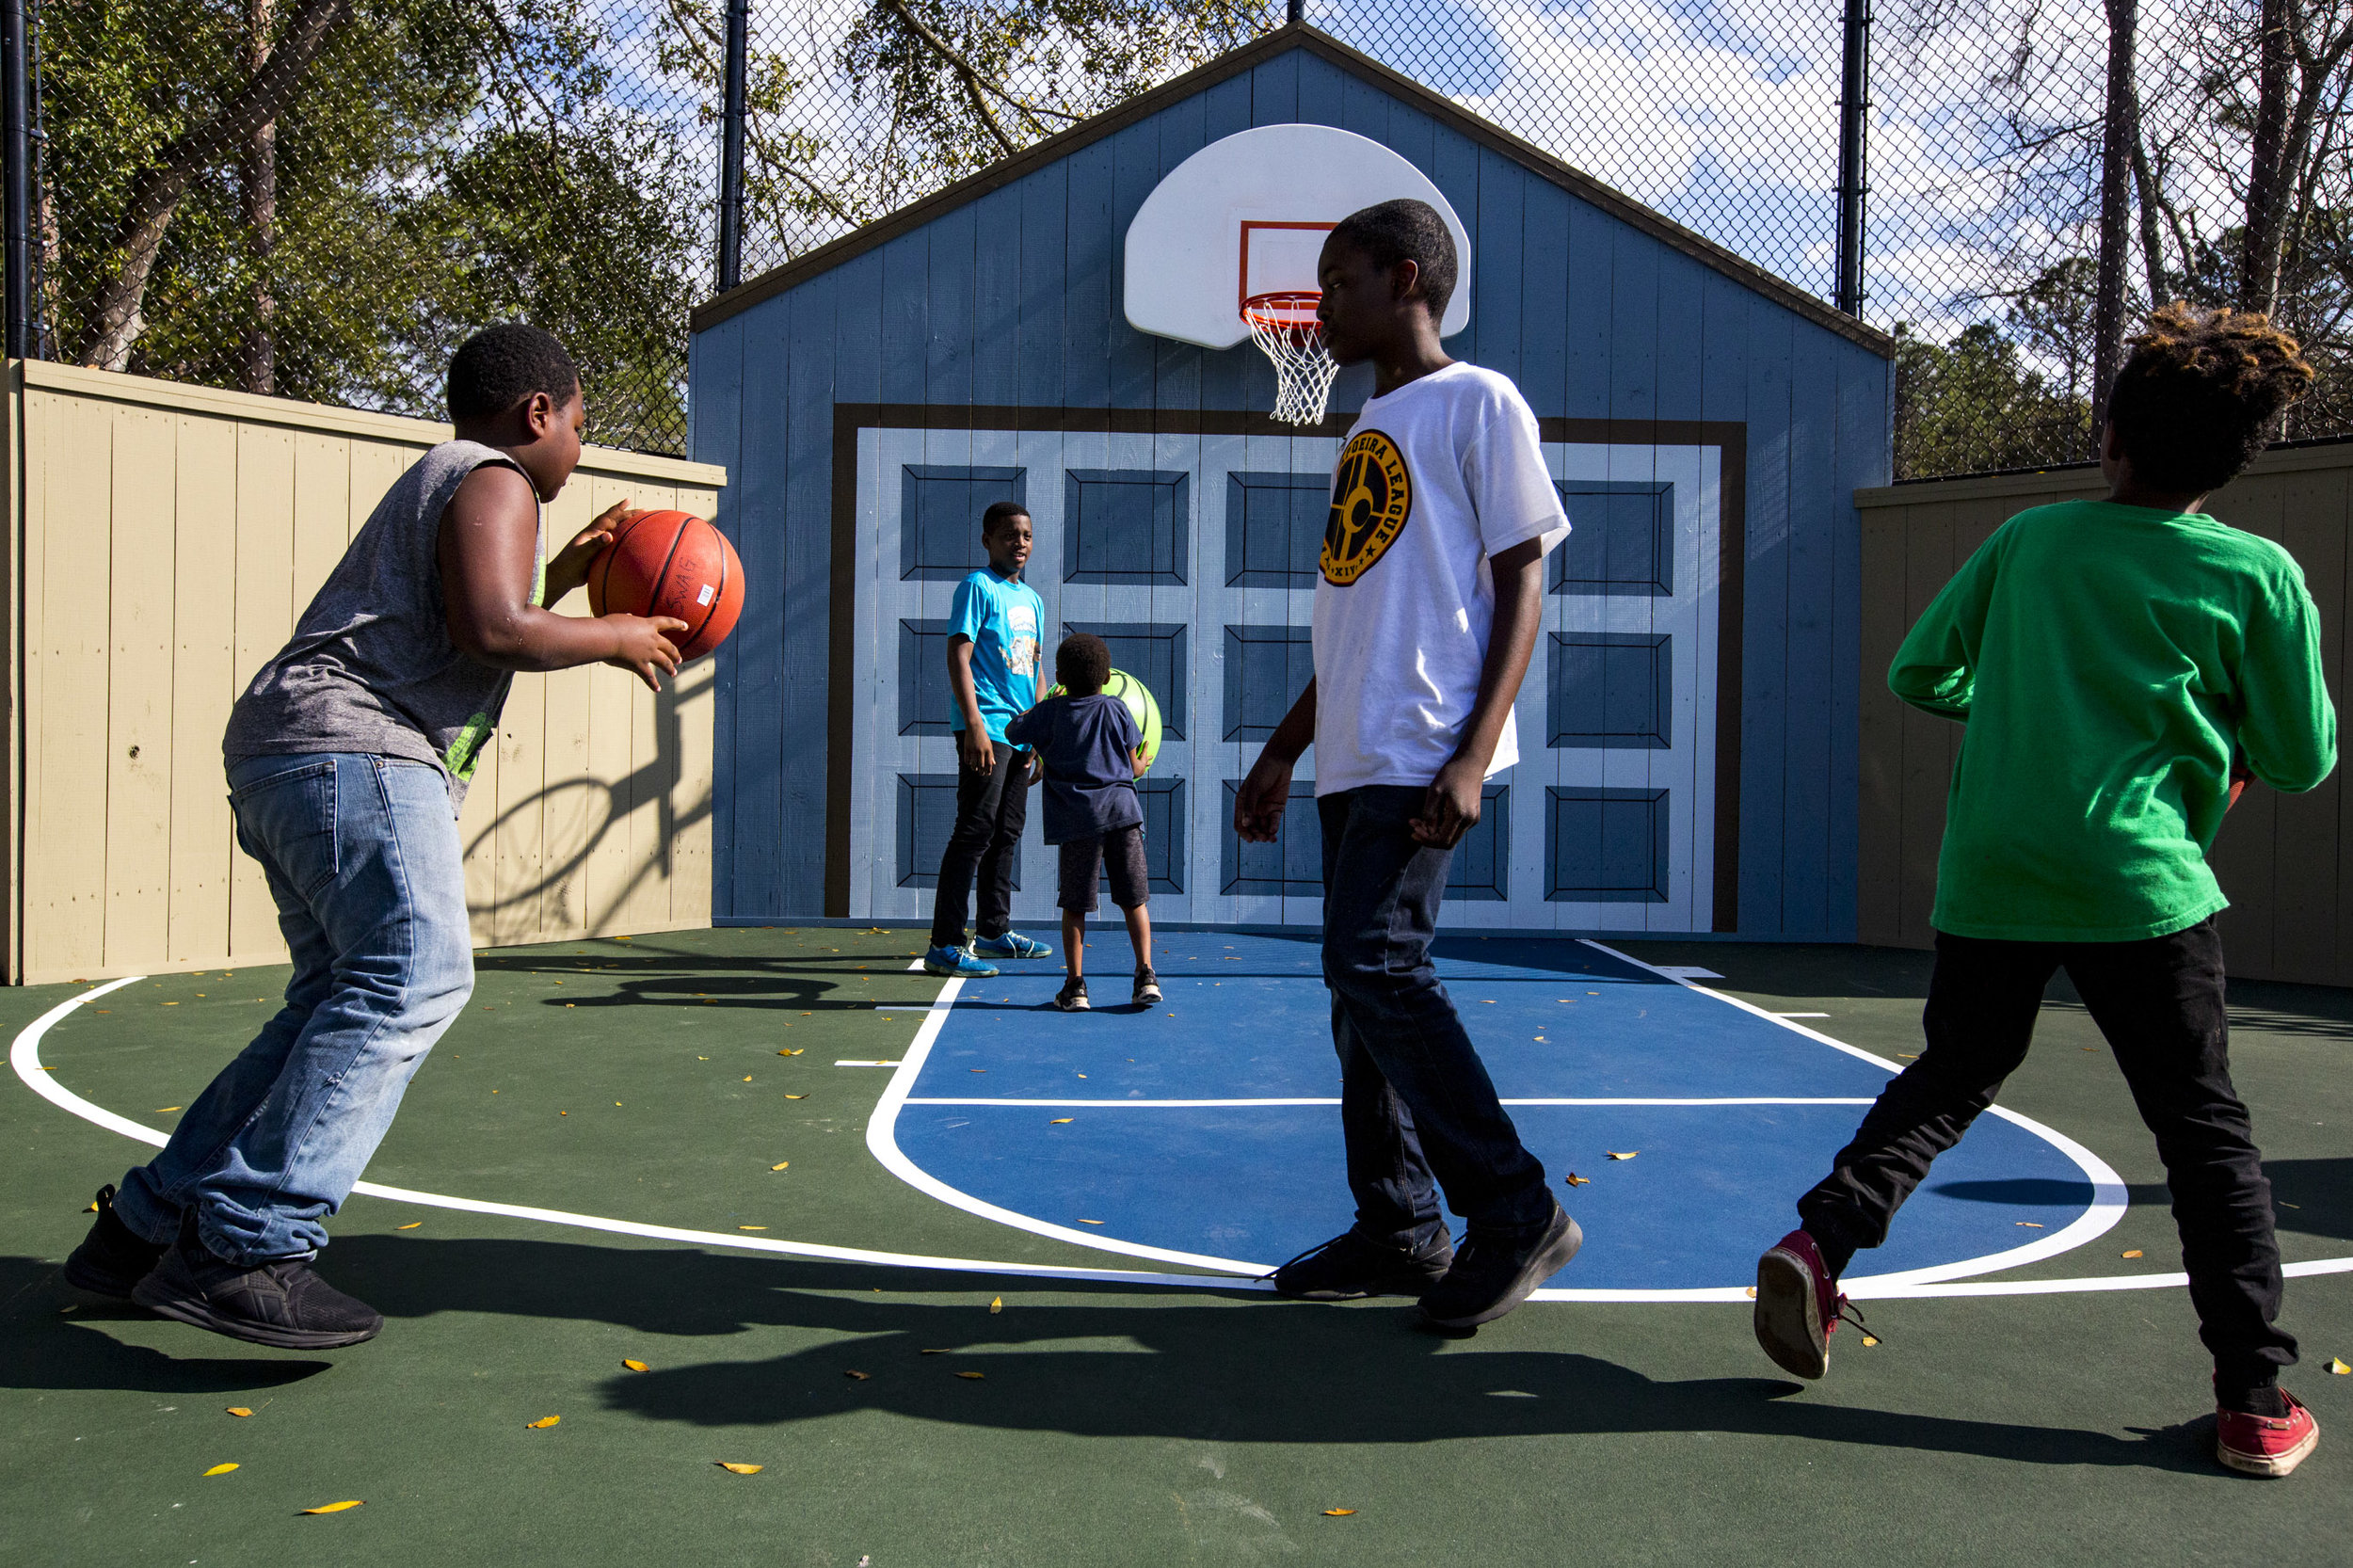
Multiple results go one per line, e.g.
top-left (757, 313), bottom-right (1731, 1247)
top-left (1133, 968), bottom-right (1162, 1006)
top-left (132, 1214), bottom-right (383, 1350)
top-left (1418, 1202), bottom-right (1583, 1329)
top-left (1051, 976), bottom-right (1090, 1012)
top-left (1267, 1227), bottom-right (1456, 1301)
top-left (61, 1185), bottom-right (168, 1298)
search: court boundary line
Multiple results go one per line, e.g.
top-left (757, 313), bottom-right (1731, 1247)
top-left (904, 1096), bottom-right (1881, 1108)
top-left (17, 968), bottom-right (2352, 1302)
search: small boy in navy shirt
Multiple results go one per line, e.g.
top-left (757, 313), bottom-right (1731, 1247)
top-left (1005, 633), bottom-right (1159, 1012)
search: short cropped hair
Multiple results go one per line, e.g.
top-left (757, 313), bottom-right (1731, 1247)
top-left (447, 324), bottom-right (580, 422)
top-left (1329, 199), bottom-right (1457, 320)
top-left (2106, 302), bottom-right (2314, 493)
top-left (982, 500), bottom-right (1032, 537)
top-left (1056, 632), bottom-right (1111, 696)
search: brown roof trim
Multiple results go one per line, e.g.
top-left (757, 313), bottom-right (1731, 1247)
top-left (691, 24), bottom-right (1895, 359)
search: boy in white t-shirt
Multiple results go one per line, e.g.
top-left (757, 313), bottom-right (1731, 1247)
top-left (1235, 199), bottom-right (1581, 1329)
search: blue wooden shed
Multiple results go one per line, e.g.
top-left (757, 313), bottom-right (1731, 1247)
top-left (687, 24), bottom-right (1895, 938)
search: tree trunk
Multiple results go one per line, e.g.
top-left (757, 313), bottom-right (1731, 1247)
top-left (241, 0), bottom-right (277, 396)
top-left (76, 0), bottom-right (347, 373)
top-left (2090, 0), bottom-right (2137, 442)
top-left (2239, 0), bottom-right (2293, 311)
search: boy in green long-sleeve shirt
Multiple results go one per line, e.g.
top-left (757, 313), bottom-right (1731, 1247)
top-left (1753, 304), bottom-right (2331, 1479)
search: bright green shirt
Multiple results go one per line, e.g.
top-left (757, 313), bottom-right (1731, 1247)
top-left (1896, 499), bottom-right (2336, 942)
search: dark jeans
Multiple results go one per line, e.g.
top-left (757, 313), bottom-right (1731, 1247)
top-left (1319, 785), bottom-right (1553, 1244)
top-left (1799, 920), bottom-right (2295, 1384)
top-left (929, 743), bottom-right (1029, 948)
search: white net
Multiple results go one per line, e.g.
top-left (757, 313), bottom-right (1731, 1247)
top-left (1243, 293), bottom-right (1340, 426)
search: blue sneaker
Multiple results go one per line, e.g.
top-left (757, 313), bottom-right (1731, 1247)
top-left (923, 943), bottom-right (999, 979)
top-left (973, 930), bottom-right (1053, 960)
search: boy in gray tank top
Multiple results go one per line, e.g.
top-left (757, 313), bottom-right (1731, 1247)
top-left (63, 325), bottom-right (691, 1349)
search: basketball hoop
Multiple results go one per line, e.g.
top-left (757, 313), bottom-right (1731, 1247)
top-left (1243, 291), bottom-right (1339, 426)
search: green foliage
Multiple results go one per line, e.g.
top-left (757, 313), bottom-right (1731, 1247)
top-left (36, 0), bottom-right (702, 451)
top-left (1894, 323), bottom-right (2090, 480)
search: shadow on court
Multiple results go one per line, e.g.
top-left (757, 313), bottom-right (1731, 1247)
top-left (2, 1237), bottom-right (2222, 1471)
top-left (1933, 1157), bottom-right (2353, 1243)
top-left (0, 1257), bottom-right (332, 1393)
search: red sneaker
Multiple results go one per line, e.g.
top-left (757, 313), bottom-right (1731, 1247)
top-left (1754, 1229), bottom-right (1870, 1380)
top-left (2217, 1388), bottom-right (2320, 1478)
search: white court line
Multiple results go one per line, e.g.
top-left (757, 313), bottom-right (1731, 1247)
top-left (8, 976), bottom-right (1264, 1291)
top-left (20, 968), bottom-right (2353, 1303)
top-left (904, 1096), bottom-right (1881, 1109)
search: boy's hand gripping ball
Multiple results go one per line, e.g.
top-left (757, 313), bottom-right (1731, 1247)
top-left (586, 510), bottom-right (744, 661)
top-left (1048, 668), bottom-right (1164, 774)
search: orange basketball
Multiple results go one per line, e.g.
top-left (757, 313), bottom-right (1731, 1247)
top-left (586, 509), bottom-right (744, 662)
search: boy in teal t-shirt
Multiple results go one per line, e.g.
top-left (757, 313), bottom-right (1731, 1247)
top-left (924, 501), bottom-right (1051, 977)
top-left (1753, 305), bottom-right (2330, 1479)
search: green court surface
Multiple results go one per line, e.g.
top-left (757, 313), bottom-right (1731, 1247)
top-left (4, 927), bottom-right (2349, 1566)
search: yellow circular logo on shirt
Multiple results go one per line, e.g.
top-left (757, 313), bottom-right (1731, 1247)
top-left (1321, 430), bottom-right (1413, 585)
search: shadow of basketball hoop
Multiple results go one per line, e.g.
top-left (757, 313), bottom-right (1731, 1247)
top-left (460, 667), bottom-right (717, 941)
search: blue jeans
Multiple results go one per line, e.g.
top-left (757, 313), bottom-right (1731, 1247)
top-left (113, 754), bottom-right (473, 1263)
top-left (1319, 786), bottom-right (1552, 1244)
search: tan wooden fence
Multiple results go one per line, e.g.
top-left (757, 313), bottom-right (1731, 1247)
top-left (1, 360), bottom-right (728, 986)
top-left (1856, 437), bottom-right (2353, 985)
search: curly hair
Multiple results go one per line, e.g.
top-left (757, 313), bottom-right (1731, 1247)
top-left (2105, 302), bottom-right (2314, 494)
top-left (446, 323), bottom-right (579, 422)
top-left (1055, 632), bottom-right (1112, 696)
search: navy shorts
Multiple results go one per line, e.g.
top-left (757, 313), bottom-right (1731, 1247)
top-left (1058, 824), bottom-right (1148, 913)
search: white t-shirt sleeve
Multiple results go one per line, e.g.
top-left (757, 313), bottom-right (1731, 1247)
top-left (1462, 387), bottom-right (1569, 559)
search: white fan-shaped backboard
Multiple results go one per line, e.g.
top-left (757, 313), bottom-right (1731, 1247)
top-left (1124, 123), bottom-right (1472, 349)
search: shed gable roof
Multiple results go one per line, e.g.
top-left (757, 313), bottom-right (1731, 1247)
top-left (690, 24), bottom-right (1894, 358)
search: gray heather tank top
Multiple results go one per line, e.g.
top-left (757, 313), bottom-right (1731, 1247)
top-left (222, 440), bottom-right (542, 812)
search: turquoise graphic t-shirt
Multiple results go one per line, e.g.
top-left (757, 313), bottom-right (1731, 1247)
top-left (946, 567), bottom-right (1044, 744)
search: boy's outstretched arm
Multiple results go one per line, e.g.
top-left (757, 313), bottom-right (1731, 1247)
top-left (1888, 532), bottom-right (2003, 719)
top-left (1234, 679), bottom-right (1316, 842)
top-left (1413, 536), bottom-right (1546, 847)
top-left (440, 465), bottom-right (685, 691)
top-left (2236, 568), bottom-right (2338, 793)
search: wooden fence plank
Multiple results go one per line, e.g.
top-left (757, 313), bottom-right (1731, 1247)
top-left (103, 405), bottom-right (178, 969)
top-left (167, 414), bottom-right (244, 969)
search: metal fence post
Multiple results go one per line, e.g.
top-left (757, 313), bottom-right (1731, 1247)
top-left (1287, 0), bottom-right (1305, 23)
top-left (3, 0), bottom-right (28, 358)
top-left (1833, 0), bottom-right (1872, 316)
top-left (716, 0), bottom-right (750, 295)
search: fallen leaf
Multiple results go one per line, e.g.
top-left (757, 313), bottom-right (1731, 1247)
top-left (2331, 1358), bottom-right (2350, 1375)
top-left (956, 1371), bottom-right (986, 1380)
top-left (716, 1462), bottom-right (763, 1475)
top-left (778, 1048), bottom-right (803, 1056)
top-left (622, 1359), bottom-right (648, 1372)
top-left (1860, 1335), bottom-right (1881, 1347)
top-left (226, 1407), bottom-right (253, 1418)
top-left (740, 1225), bottom-right (767, 1231)
top-left (1563, 1174), bottom-right (1591, 1187)
top-left (204, 1463), bottom-right (239, 1477)
top-left (969, 1068), bottom-right (986, 1074)
top-left (1323, 1509), bottom-right (1357, 1516)
top-left (988, 1297), bottom-right (1002, 1314)
top-left (1744, 1288), bottom-right (1757, 1299)
top-left (85, 1200), bottom-right (97, 1211)
top-left (2121, 1249), bottom-right (2143, 1259)
top-left (1606, 1151), bottom-right (1639, 1160)
top-left (784, 1094), bottom-right (808, 1100)
top-left (526, 1416), bottom-right (560, 1429)
top-left (1077, 1218), bottom-right (1105, 1225)
top-left (395, 1222), bottom-right (423, 1230)
top-left (298, 1500), bottom-right (363, 1514)
top-left (1049, 1117), bottom-right (1074, 1124)
top-left (2014, 1222), bottom-right (2044, 1229)
top-left (920, 1349), bottom-right (950, 1354)
top-left (743, 1077), bottom-right (753, 1082)
top-left (154, 1107), bottom-right (183, 1113)
top-left (844, 1369), bottom-right (871, 1381)
top-left (771, 1161), bottom-right (791, 1171)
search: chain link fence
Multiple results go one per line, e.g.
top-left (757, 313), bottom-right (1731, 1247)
top-left (16, 0), bottom-right (2352, 472)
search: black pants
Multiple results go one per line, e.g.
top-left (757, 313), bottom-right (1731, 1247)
top-left (1799, 920), bottom-right (2295, 1384)
top-left (928, 744), bottom-right (1028, 949)
top-left (1320, 786), bottom-right (1553, 1243)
